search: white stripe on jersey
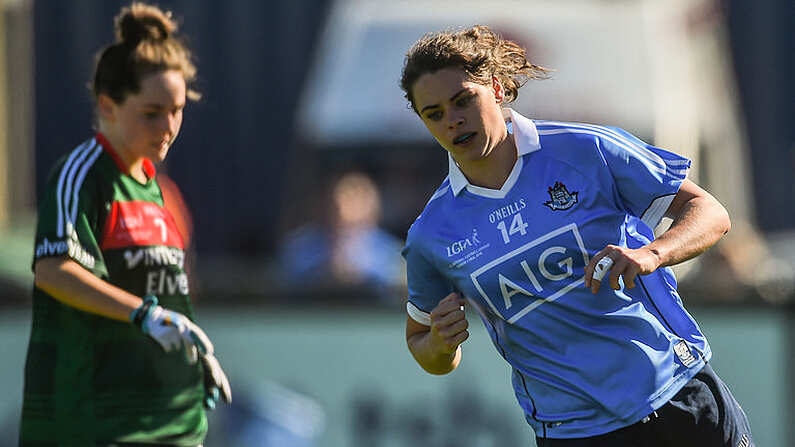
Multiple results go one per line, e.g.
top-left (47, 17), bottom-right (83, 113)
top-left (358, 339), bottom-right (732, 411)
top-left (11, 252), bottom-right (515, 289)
top-left (536, 121), bottom-right (688, 177)
top-left (536, 121), bottom-right (663, 166)
top-left (641, 195), bottom-right (676, 229)
top-left (61, 143), bottom-right (98, 232)
top-left (538, 127), bottom-right (669, 177)
top-left (56, 139), bottom-right (96, 237)
top-left (407, 301), bottom-right (431, 326)
top-left (69, 144), bottom-right (103, 229)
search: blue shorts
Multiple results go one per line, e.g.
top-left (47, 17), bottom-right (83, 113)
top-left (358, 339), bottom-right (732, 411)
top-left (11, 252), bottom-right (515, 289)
top-left (536, 363), bottom-right (754, 447)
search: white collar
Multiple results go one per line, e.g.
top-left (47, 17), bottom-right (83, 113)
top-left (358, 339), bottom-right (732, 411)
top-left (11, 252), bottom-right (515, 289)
top-left (448, 108), bottom-right (541, 196)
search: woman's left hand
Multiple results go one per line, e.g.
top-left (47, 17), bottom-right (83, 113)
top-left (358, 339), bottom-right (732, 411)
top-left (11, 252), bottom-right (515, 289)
top-left (584, 245), bottom-right (662, 293)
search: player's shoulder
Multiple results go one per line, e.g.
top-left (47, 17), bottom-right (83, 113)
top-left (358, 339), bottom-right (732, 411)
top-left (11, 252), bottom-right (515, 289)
top-left (46, 136), bottom-right (107, 186)
top-left (534, 119), bottom-right (656, 168)
top-left (535, 119), bottom-right (646, 151)
top-left (536, 119), bottom-right (619, 141)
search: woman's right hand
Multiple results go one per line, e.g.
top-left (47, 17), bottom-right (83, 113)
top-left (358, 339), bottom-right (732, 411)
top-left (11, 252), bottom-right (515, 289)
top-left (406, 292), bottom-right (469, 374)
top-left (428, 292), bottom-right (469, 355)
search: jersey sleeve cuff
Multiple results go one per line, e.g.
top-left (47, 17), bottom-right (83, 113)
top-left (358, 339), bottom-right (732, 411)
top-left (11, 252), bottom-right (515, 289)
top-left (407, 301), bottom-right (431, 326)
top-left (33, 236), bottom-right (97, 270)
top-left (641, 194), bottom-right (675, 229)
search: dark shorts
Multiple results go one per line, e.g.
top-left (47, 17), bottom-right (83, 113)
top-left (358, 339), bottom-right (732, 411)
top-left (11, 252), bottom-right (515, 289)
top-left (536, 363), bottom-right (754, 447)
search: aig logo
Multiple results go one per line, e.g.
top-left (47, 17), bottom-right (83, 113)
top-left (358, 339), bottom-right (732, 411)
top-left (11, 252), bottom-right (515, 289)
top-left (469, 223), bottom-right (589, 323)
top-left (446, 229), bottom-right (481, 257)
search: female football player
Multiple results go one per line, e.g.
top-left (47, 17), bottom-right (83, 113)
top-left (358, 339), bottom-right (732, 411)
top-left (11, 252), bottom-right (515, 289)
top-left (400, 25), bottom-right (753, 447)
top-left (21, 3), bottom-right (230, 445)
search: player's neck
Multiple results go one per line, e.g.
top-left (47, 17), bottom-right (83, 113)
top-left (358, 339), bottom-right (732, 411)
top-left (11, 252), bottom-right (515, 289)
top-left (97, 125), bottom-right (149, 183)
top-left (459, 135), bottom-right (517, 190)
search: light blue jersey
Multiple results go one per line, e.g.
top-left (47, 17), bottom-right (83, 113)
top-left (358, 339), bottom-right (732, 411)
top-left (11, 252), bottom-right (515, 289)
top-left (403, 109), bottom-right (711, 439)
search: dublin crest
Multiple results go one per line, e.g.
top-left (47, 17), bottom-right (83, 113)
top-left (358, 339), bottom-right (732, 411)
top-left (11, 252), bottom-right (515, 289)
top-left (544, 181), bottom-right (578, 210)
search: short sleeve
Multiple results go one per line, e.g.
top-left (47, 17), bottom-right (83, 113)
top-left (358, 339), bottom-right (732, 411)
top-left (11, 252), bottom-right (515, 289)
top-left (598, 127), bottom-right (691, 228)
top-left (33, 145), bottom-right (105, 273)
top-left (402, 230), bottom-right (454, 326)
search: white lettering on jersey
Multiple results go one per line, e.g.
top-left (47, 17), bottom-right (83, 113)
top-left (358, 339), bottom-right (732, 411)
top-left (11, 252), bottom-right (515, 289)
top-left (153, 217), bottom-right (167, 242)
top-left (125, 246), bottom-right (185, 269)
top-left (446, 228), bottom-right (482, 257)
top-left (470, 223), bottom-right (589, 324)
top-left (538, 246), bottom-right (573, 281)
top-left (36, 234), bottom-right (96, 269)
top-left (519, 260), bottom-right (544, 292)
top-left (124, 250), bottom-right (145, 269)
top-left (35, 238), bottom-right (69, 258)
top-left (488, 198), bottom-right (527, 223)
top-left (120, 215), bottom-right (143, 230)
top-left (496, 212), bottom-right (529, 244)
top-left (146, 269), bottom-right (189, 295)
top-left (498, 273), bottom-right (534, 309)
top-left (447, 239), bottom-right (473, 257)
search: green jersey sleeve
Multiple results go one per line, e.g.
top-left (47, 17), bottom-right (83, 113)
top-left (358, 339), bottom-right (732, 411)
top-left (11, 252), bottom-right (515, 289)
top-left (33, 141), bottom-right (107, 276)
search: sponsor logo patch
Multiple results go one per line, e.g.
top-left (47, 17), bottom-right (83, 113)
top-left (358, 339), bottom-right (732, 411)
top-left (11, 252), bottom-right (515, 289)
top-left (101, 201), bottom-right (184, 249)
top-left (674, 340), bottom-right (697, 367)
top-left (544, 181), bottom-right (578, 211)
top-left (447, 229), bottom-right (490, 269)
top-left (35, 225), bottom-right (96, 268)
top-left (446, 228), bottom-right (481, 257)
top-left (469, 223), bottom-right (589, 323)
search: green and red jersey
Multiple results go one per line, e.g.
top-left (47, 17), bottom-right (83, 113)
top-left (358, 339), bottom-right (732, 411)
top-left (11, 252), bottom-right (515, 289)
top-left (21, 133), bottom-right (206, 446)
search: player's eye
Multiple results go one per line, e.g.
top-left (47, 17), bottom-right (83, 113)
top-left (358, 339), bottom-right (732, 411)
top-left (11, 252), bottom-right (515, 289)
top-left (143, 111), bottom-right (160, 119)
top-left (425, 110), bottom-right (443, 121)
top-left (456, 94), bottom-right (473, 107)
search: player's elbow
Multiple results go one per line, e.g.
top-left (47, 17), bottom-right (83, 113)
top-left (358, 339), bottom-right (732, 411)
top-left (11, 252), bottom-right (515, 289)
top-left (712, 198), bottom-right (731, 237)
top-left (720, 208), bottom-right (731, 236)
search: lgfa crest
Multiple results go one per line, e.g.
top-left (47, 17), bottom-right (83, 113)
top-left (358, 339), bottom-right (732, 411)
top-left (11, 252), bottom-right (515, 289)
top-left (544, 181), bottom-right (578, 210)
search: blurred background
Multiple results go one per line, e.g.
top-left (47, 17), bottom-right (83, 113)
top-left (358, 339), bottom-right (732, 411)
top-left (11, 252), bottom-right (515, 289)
top-left (0, 0), bottom-right (793, 445)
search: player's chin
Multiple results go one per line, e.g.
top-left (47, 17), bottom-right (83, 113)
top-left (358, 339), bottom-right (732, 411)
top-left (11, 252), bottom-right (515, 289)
top-left (153, 146), bottom-right (170, 162)
top-left (446, 145), bottom-right (485, 163)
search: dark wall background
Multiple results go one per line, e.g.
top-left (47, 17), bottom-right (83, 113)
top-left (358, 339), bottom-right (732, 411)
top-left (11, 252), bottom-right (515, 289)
top-left (34, 0), bottom-right (793, 261)
top-left (726, 0), bottom-right (794, 232)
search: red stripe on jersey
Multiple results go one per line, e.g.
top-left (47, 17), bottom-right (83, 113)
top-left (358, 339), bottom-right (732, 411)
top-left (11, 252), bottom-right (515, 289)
top-left (142, 159), bottom-right (156, 179)
top-left (100, 200), bottom-right (185, 250)
top-left (96, 132), bottom-right (156, 180)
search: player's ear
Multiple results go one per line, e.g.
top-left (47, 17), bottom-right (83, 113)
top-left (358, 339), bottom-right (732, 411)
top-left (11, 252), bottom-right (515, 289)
top-left (97, 94), bottom-right (118, 122)
top-left (492, 76), bottom-right (505, 104)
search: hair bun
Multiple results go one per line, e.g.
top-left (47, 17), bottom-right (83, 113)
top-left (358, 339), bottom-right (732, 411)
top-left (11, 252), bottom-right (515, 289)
top-left (115, 2), bottom-right (177, 45)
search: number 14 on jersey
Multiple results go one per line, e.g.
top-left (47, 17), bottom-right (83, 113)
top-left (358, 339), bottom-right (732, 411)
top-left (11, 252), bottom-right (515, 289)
top-left (496, 212), bottom-right (528, 244)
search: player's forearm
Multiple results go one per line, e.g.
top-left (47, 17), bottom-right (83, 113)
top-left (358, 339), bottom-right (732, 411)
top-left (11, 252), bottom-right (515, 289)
top-left (648, 195), bottom-right (730, 268)
top-left (34, 257), bottom-right (143, 322)
top-left (407, 331), bottom-right (462, 375)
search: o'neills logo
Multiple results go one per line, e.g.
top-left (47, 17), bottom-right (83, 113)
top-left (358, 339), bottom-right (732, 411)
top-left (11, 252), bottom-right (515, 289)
top-left (446, 229), bottom-right (481, 257)
top-left (488, 198), bottom-right (527, 223)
